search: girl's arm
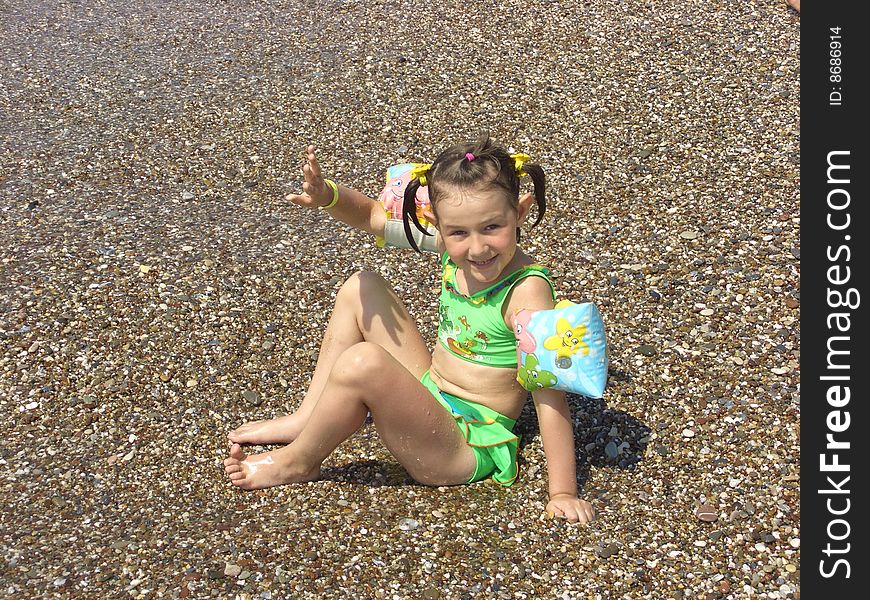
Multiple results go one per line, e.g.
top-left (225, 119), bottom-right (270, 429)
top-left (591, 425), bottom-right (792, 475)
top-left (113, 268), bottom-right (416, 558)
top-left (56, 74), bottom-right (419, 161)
top-left (285, 145), bottom-right (387, 238)
top-left (532, 387), bottom-right (594, 523)
top-left (505, 275), bottom-right (594, 523)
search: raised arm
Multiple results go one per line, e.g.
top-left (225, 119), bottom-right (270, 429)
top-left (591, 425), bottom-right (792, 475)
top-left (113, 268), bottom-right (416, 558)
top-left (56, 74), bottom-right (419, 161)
top-left (285, 145), bottom-right (387, 238)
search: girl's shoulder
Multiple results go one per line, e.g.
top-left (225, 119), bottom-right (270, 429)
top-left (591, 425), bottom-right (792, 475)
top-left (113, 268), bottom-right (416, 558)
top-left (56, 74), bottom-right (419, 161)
top-left (504, 252), bottom-right (556, 314)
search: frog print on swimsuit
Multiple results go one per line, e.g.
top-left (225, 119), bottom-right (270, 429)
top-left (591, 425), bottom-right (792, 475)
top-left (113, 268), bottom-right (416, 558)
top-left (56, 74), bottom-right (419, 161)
top-left (438, 304), bottom-right (484, 360)
top-left (444, 327), bottom-right (487, 362)
top-left (517, 353), bottom-right (558, 391)
top-left (543, 317), bottom-right (589, 369)
top-left (439, 304), bottom-right (462, 340)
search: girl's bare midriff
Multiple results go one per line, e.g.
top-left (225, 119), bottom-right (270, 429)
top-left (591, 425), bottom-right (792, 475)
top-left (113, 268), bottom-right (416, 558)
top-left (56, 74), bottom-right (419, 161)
top-left (428, 344), bottom-right (527, 421)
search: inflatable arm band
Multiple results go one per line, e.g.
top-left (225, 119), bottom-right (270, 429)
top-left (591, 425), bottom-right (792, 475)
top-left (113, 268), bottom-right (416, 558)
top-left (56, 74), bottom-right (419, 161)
top-left (376, 163), bottom-right (439, 253)
top-left (512, 300), bottom-right (608, 398)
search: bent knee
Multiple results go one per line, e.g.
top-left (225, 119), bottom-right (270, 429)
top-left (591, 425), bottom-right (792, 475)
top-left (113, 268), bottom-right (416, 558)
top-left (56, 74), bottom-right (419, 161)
top-left (337, 270), bottom-right (389, 299)
top-left (330, 342), bottom-right (393, 384)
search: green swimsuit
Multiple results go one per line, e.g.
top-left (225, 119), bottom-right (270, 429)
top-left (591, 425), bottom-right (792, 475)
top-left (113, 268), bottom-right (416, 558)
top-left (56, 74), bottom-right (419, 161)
top-left (421, 253), bottom-right (555, 485)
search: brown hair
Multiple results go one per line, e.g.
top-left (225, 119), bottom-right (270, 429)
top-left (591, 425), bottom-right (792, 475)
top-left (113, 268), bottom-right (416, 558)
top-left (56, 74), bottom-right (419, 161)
top-left (402, 132), bottom-right (546, 252)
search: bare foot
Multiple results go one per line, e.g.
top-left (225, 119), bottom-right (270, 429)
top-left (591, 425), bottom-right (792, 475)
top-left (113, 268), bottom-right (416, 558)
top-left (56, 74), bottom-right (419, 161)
top-left (228, 413), bottom-right (306, 445)
top-left (786, 0), bottom-right (799, 13)
top-left (223, 443), bottom-right (320, 490)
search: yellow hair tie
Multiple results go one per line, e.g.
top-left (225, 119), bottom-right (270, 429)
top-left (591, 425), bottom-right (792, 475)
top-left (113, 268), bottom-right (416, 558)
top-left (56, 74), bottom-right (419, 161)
top-left (409, 163), bottom-right (432, 186)
top-left (510, 153), bottom-right (531, 178)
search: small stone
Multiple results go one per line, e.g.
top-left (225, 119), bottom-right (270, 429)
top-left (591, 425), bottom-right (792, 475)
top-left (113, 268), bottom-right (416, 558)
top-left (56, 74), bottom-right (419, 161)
top-left (682, 429), bottom-right (695, 438)
top-left (636, 344), bottom-right (657, 356)
top-left (398, 518), bottom-right (419, 531)
top-left (785, 297), bottom-right (799, 308)
top-left (186, 379), bottom-right (198, 388)
top-left (680, 230), bottom-right (699, 240)
top-left (695, 505), bottom-right (718, 522)
top-left (789, 537), bottom-right (800, 548)
top-left (785, 563), bottom-right (797, 573)
top-left (207, 565), bottom-right (223, 580)
top-left (700, 308), bottom-right (714, 316)
top-left (422, 588), bottom-right (440, 599)
top-left (182, 191), bottom-right (195, 200)
top-left (224, 564), bottom-right (242, 577)
top-left (242, 390), bottom-right (262, 406)
top-left (605, 441), bottom-right (619, 459)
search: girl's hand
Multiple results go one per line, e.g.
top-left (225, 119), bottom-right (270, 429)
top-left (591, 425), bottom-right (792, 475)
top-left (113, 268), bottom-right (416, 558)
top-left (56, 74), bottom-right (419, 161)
top-left (546, 494), bottom-right (595, 524)
top-left (285, 145), bottom-right (334, 208)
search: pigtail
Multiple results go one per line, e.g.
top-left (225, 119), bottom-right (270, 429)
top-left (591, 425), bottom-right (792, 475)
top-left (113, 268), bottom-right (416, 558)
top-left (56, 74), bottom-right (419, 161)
top-left (401, 178), bottom-right (431, 253)
top-left (521, 162), bottom-right (546, 228)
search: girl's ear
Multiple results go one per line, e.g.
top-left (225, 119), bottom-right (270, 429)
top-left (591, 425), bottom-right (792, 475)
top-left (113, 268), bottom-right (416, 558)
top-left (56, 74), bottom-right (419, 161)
top-left (517, 192), bottom-right (535, 224)
top-left (423, 207), bottom-right (438, 227)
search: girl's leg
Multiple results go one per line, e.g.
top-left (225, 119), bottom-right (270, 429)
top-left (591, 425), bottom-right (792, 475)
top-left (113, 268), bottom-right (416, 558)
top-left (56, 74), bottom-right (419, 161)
top-left (224, 342), bottom-right (477, 490)
top-left (229, 271), bottom-right (432, 444)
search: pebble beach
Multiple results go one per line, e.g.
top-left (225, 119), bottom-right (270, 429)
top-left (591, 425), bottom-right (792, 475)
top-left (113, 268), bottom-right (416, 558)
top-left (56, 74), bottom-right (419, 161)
top-left (0, 0), bottom-right (801, 598)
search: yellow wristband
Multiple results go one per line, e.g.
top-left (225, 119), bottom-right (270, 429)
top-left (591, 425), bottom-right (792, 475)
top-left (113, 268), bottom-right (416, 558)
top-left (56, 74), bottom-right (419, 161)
top-left (322, 179), bottom-right (339, 209)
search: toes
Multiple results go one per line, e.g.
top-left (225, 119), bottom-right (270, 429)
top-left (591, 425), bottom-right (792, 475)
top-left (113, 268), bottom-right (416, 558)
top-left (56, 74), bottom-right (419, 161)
top-left (224, 463), bottom-right (241, 474)
top-left (229, 443), bottom-right (246, 461)
top-left (229, 471), bottom-right (246, 481)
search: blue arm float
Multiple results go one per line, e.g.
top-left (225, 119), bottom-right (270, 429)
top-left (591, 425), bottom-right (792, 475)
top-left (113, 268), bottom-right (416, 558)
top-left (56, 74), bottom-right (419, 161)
top-left (512, 300), bottom-right (609, 398)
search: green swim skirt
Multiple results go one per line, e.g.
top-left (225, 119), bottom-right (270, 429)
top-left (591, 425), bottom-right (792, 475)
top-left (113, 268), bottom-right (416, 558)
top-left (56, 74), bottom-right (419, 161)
top-left (420, 370), bottom-right (520, 485)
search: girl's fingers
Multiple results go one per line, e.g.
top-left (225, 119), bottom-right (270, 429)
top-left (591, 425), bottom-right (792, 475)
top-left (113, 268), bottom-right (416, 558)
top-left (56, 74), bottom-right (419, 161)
top-left (286, 190), bottom-right (316, 205)
top-left (307, 151), bottom-right (322, 179)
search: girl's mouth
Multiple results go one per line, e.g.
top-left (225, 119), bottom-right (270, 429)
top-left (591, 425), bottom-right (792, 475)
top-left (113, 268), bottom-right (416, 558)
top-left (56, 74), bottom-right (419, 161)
top-left (469, 256), bottom-right (497, 268)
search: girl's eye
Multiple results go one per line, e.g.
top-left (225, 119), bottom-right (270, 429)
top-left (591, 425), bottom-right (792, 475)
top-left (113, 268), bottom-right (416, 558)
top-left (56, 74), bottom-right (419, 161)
top-left (451, 231), bottom-right (466, 237)
top-left (485, 224), bottom-right (500, 231)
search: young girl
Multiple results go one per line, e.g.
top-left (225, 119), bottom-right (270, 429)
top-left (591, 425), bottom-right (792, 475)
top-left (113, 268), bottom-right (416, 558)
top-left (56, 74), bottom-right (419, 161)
top-left (224, 133), bottom-right (595, 523)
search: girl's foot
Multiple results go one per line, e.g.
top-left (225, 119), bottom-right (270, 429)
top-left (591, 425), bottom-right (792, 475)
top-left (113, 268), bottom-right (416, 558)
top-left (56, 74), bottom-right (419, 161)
top-left (228, 413), bottom-right (306, 445)
top-left (223, 443), bottom-right (320, 490)
top-left (786, 0), bottom-right (799, 13)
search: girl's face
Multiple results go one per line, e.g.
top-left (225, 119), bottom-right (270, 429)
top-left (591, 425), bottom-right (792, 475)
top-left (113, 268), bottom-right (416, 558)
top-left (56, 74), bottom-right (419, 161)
top-left (428, 186), bottom-right (534, 285)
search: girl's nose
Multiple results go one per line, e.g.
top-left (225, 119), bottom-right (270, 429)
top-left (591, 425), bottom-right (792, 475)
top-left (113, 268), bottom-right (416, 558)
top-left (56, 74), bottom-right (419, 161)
top-left (469, 236), bottom-right (489, 258)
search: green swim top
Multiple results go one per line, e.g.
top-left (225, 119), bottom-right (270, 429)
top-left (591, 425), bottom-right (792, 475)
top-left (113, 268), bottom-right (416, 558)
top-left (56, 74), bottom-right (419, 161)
top-left (437, 252), bottom-right (556, 368)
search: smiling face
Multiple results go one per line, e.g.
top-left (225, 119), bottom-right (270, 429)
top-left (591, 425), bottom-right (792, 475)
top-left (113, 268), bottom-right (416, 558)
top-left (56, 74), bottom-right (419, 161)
top-left (431, 184), bottom-right (532, 285)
